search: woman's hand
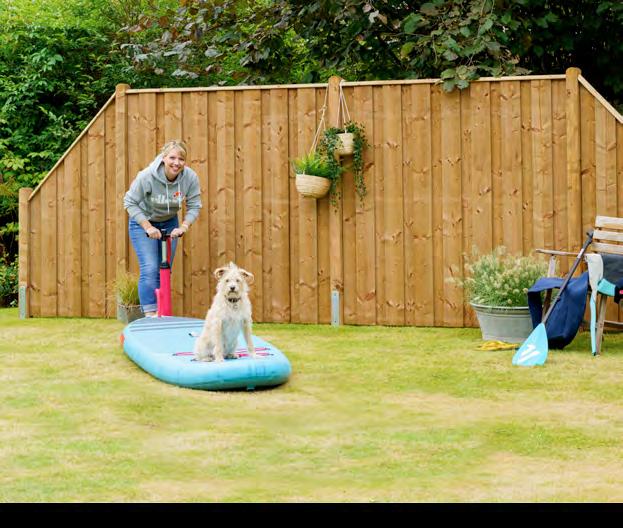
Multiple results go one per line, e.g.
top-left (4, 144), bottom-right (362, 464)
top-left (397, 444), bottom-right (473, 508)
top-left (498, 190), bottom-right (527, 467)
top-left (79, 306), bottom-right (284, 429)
top-left (170, 225), bottom-right (188, 239)
top-left (145, 226), bottom-right (161, 239)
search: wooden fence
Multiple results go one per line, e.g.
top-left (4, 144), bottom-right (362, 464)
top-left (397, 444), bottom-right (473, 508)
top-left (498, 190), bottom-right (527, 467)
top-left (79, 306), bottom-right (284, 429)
top-left (18, 68), bottom-right (623, 326)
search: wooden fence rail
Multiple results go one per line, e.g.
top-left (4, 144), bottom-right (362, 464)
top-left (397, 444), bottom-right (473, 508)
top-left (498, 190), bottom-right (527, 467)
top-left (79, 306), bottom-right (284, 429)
top-left (18, 68), bottom-right (623, 326)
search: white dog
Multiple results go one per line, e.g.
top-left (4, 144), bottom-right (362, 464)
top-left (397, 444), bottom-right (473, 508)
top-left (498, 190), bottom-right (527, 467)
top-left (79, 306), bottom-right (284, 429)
top-left (193, 262), bottom-right (255, 362)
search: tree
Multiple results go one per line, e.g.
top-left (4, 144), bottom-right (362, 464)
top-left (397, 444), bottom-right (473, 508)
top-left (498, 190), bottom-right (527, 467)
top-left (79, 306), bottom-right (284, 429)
top-left (120, 0), bottom-right (623, 106)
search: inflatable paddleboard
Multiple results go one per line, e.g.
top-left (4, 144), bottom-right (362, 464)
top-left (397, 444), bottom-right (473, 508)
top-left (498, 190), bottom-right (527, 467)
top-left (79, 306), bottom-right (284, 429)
top-left (121, 316), bottom-right (291, 391)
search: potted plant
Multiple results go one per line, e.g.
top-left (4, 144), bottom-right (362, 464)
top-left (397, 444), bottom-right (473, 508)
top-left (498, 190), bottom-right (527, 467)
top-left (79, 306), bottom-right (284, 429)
top-left (113, 270), bottom-right (143, 323)
top-left (319, 121), bottom-right (369, 202)
top-left (293, 151), bottom-right (342, 199)
top-left (461, 246), bottom-right (548, 343)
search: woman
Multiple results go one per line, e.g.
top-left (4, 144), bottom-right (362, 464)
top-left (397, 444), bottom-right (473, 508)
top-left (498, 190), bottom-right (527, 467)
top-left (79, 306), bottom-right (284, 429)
top-left (123, 140), bottom-right (202, 317)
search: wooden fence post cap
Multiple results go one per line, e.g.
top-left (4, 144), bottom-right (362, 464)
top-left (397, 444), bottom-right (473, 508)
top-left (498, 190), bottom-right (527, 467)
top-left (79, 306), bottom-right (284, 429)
top-left (566, 67), bottom-right (581, 77)
top-left (115, 83), bottom-right (131, 94)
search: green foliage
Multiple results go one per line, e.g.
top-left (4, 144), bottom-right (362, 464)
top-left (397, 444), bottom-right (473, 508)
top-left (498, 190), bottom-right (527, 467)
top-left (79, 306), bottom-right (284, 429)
top-left (461, 246), bottom-right (547, 307)
top-left (113, 270), bottom-right (140, 306)
top-left (119, 0), bottom-right (623, 108)
top-left (292, 151), bottom-right (338, 181)
top-left (0, 256), bottom-right (18, 307)
top-left (319, 121), bottom-right (369, 204)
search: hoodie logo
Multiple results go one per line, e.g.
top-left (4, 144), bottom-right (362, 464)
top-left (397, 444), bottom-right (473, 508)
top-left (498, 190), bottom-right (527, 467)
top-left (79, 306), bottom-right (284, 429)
top-left (173, 191), bottom-right (183, 200)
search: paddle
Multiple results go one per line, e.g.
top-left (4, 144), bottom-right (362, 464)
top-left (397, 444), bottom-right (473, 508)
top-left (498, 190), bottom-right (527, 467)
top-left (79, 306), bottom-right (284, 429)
top-left (512, 230), bottom-right (594, 366)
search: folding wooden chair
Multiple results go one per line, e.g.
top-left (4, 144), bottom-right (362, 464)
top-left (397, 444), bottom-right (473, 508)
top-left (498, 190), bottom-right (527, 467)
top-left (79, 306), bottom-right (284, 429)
top-left (536, 215), bottom-right (623, 355)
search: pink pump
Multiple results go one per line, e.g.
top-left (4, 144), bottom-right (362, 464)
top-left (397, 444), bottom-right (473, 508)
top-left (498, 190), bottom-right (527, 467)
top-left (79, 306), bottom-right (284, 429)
top-left (147, 228), bottom-right (178, 317)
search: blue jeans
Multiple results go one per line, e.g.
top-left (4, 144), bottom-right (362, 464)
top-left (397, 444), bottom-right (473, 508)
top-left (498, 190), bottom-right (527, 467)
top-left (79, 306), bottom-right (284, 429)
top-left (128, 217), bottom-right (179, 313)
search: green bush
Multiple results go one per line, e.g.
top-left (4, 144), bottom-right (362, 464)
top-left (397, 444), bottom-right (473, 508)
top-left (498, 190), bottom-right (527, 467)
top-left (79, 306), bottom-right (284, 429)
top-left (461, 247), bottom-right (547, 308)
top-left (0, 256), bottom-right (18, 307)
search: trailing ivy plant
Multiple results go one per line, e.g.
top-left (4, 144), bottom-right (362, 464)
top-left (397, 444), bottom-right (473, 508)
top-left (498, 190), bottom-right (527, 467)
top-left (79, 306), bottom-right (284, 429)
top-left (319, 121), bottom-right (369, 206)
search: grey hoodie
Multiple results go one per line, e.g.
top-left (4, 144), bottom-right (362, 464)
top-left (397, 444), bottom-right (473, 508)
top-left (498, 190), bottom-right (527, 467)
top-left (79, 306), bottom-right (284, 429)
top-left (123, 154), bottom-right (202, 226)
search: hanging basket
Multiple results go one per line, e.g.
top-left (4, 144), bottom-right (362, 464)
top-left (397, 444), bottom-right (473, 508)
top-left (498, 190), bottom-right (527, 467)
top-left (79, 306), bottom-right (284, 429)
top-left (336, 132), bottom-right (354, 156)
top-left (295, 173), bottom-right (331, 198)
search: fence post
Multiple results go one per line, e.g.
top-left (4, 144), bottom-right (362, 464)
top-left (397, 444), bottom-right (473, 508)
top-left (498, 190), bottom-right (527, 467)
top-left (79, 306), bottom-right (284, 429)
top-left (566, 67), bottom-right (582, 249)
top-left (115, 83), bottom-right (130, 276)
top-left (326, 76), bottom-right (344, 325)
top-left (18, 187), bottom-right (32, 318)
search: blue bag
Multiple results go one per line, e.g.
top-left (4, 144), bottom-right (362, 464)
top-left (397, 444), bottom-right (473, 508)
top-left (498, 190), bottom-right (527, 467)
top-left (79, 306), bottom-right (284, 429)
top-left (527, 272), bottom-right (589, 349)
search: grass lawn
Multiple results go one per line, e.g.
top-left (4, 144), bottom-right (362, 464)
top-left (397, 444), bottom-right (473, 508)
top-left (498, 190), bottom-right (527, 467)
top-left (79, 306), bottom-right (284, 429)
top-left (1, 307), bottom-right (623, 503)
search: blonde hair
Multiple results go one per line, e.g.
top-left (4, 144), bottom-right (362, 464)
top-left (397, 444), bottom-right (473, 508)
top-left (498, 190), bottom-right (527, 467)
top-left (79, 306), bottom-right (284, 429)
top-left (161, 140), bottom-right (188, 158)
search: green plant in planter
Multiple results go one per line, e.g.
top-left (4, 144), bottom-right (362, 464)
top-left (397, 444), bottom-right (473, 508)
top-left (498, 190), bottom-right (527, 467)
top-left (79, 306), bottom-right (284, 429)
top-left (292, 151), bottom-right (339, 180)
top-left (319, 121), bottom-right (369, 203)
top-left (111, 270), bottom-right (143, 323)
top-left (461, 246), bottom-right (547, 307)
top-left (292, 150), bottom-right (343, 200)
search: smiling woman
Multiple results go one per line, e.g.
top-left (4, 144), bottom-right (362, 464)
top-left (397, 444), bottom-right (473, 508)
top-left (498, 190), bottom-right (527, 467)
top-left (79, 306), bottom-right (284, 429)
top-left (123, 140), bottom-right (203, 317)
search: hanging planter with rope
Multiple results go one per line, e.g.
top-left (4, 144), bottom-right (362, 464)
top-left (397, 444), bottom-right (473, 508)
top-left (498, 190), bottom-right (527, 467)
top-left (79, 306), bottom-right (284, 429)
top-left (292, 84), bottom-right (343, 200)
top-left (318, 80), bottom-right (369, 201)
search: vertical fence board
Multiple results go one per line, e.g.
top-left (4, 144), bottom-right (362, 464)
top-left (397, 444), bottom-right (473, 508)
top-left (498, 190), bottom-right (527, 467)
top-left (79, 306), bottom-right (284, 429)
top-left (354, 85), bottom-right (376, 325)
top-left (297, 88), bottom-right (319, 323)
top-left (566, 68), bottom-right (582, 249)
top-left (500, 81), bottom-right (524, 254)
top-left (431, 85), bottom-right (443, 325)
top-left (104, 103), bottom-right (116, 316)
top-left (316, 87), bottom-right (331, 324)
top-left (240, 90), bottom-right (263, 319)
top-left (56, 163), bottom-right (67, 316)
top-left (182, 92), bottom-right (209, 318)
top-left (373, 86), bottom-right (386, 324)
top-left (65, 146), bottom-right (82, 314)
top-left (491, 84), bottom-right (503, 249)
top-left (531, 81), bottom-right (554, 251)
top-left (80, 136), bottom-right (89, 316)
top-left (469, 82), bottom-right (493, 255)
top-left (552, 81), bottom-right (568, 256)
top-left (288, 89), bottom-right (300, 323)
top-left (380, 85), bottom-right (404, 325)
top-left (460, 87), bottom-right (476, 326)
top-left (40, 171), bottom-right (57, 316)
top-left (441, 89), bottom-right (463, 326)
top-left (162, 92), bottom-right (184, 314)
top-left (342, 85), bottom-right (357, 324)
top-left (19, 187), bottom-right (32, 318)
top-left (520, 82), bottom-right (534, 256)
top-left (126, 93), bottom-right (141, 277)
top-left (87, 115), bottom-right (106, 317)
top-left (29, 192), bottom-right (41, 317)
top-left (580, 87), bottom-right (596, 235)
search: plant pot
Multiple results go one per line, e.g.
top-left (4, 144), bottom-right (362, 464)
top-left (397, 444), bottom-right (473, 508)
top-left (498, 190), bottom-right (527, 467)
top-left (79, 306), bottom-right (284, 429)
top-left (117, 303), bottom-right (144, 324)
top-left (336, 132), bottom-right (354, 156)
top-left (470, 303), bottom-right (534, 343)
top-left (295, 173), bottom-right (331, 198)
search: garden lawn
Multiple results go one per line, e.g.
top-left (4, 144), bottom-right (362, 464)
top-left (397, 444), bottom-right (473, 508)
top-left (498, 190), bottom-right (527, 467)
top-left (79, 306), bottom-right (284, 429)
top-left (1, 307), bottom-right (623, 503)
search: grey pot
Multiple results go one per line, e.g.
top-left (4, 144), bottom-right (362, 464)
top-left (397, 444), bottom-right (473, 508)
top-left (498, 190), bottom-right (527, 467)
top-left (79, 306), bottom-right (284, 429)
top-left (117, 303), bottom-right (144, 324)
top-left (470, 302), bottom-right (533, 343)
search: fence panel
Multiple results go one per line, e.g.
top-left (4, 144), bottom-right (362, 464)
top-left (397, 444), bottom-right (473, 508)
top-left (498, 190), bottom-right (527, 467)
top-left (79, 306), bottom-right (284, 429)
top-left (20, 71), bottom-right (623, 328)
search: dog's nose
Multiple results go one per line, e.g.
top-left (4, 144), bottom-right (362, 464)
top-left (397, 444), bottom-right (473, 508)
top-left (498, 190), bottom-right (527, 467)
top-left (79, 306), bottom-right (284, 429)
top-left (229, 285), bottom-right (236, 291)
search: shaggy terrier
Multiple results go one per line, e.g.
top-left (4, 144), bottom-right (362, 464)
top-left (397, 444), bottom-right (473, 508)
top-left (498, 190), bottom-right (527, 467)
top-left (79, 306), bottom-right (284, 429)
top-left (193, 262), bottom-right (255, 362)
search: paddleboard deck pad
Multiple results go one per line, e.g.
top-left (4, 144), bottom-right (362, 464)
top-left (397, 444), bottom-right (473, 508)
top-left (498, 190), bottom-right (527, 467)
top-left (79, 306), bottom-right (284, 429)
top-left (121, 316), bottom-right (291, 391)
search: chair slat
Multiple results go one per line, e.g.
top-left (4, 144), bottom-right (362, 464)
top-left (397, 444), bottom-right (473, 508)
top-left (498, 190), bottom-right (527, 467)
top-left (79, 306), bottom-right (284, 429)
top-left (595, 215), bottom-right (623, 230)
top-left (592, 241), bottom-right (623, 255)
top-left (593, 228), bottom-right (623, 244)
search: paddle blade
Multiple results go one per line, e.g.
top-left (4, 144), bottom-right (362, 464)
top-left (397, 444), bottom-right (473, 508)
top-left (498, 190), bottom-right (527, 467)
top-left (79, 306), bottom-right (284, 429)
top-left (512, 323), bottom-right (549, 366)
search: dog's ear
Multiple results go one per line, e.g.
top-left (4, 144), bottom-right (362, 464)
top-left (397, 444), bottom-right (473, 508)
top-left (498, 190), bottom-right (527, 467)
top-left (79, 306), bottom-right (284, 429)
top-left (214, 266), bottom-right (228, 280)
top-left (240, 269), bottom-right (255, 285)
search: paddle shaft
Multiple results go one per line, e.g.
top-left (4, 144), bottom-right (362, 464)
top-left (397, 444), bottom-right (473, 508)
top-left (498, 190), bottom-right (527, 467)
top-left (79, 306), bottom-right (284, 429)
top-left (542, 230), bottom-right (594, 325)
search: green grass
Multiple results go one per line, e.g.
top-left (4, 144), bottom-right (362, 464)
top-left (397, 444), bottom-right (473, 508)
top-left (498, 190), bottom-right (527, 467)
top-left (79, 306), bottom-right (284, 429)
top-left (2, 307), bottom-right (623, 503)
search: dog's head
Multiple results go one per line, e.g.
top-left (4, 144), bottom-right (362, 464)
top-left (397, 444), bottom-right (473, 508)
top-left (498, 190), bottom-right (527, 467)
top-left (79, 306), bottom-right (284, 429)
top-left (214, 262), bottom-right (254, 305)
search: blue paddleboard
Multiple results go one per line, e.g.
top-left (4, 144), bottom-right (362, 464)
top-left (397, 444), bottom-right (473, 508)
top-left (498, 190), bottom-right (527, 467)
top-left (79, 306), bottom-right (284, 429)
top-left (121, 316), bottom-right (291, 390)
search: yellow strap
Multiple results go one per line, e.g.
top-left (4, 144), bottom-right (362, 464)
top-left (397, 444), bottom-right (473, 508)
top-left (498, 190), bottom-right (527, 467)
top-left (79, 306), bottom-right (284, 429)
top-left (477, 340), bottom-right (519, 350)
